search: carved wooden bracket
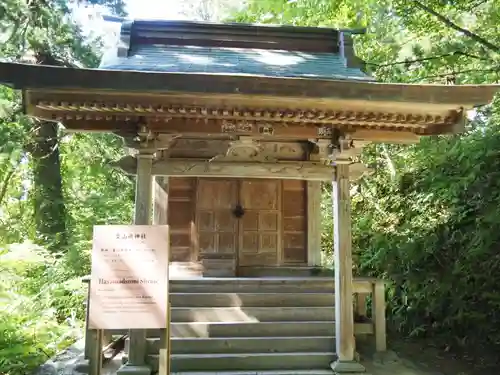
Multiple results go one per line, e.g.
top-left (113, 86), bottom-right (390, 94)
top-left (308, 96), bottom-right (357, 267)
top-left (210, 136), bottom-right (277, 163)
top-left (125, 125), bottom-right (180, 154)
top-left (310, 133), bottom-right (371, 165)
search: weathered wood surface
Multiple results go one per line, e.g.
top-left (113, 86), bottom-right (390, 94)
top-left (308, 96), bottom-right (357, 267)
top-left (332, 164), bottom-right (356, 362)
top-left (196, 179), bottom-right (238, 276)
top-left (3, 62), bottom-right (496, 106)
top-left (153, 177), bottom-right (171, 370)
top-left (239, 179), bottom-right (282, 267)
top-left (129, 20), bottom-right (345, 53)
top-left (282, 180), bottom-right (307, 264)
top-left (89, 329), bottom-right (103, 375)
top-left (128, 153), bottom-right (154, 366)
top-left (61, 118), bottom-right (425, 144)
top-left (153, 176), bottom-right (169, 226)
top-left (115, 157), bottom-right (337, 180)
top-left (307, 181), bottom-right (322, 266)
top-left (373, 280), bottom-right (387, 352)
top-left (167, 177), bottom-right (196, 263)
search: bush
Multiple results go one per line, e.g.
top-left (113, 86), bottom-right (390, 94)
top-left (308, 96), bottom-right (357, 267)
top-left (320, 100), bottom-right (500, 353)
top-left (0, 243), bottom-right (85, 375)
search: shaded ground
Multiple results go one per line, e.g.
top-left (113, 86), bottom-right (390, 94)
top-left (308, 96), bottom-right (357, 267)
top-left (359, 335), bottom-right (499, 375)
top-left (36, 335), bottom-right (499, 375)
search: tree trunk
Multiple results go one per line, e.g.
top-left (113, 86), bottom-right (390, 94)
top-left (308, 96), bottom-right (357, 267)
top-left (32, 120), bottom-right (67, 251)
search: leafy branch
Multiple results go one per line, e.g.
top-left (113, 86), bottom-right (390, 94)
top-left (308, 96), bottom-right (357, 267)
top-left (367, 51), bottom-right (489, 68)
top-left (408, 67), bottom-right (500, 83)
top-left (412, 0), bottom-right (500, 54)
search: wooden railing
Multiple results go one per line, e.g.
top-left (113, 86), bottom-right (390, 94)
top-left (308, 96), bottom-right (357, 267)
top-left (353, 277), bottom-right (387, 352)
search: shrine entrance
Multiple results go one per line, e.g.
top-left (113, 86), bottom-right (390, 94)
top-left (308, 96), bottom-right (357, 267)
top-left (1, 18), bottom-right (497, 375)
top-left (171, 177), bottom-right (307, 277)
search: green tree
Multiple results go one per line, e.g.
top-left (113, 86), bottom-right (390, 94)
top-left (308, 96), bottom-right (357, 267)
top-left (0, 0), bottom-right (126, 251)
top-left (0, 1), bottom-right (134, 373)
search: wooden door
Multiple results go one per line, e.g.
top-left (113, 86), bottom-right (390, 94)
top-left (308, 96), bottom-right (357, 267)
top-left (196, 179), bottom-right (238, 276)
top-left (238, 179), bottom-right (281, 267)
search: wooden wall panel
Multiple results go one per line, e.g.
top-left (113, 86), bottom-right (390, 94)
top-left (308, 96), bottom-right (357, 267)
top-left (167, 177), bottom-right (196, 262)
top-left (282, 180), bottom-right (307, 264)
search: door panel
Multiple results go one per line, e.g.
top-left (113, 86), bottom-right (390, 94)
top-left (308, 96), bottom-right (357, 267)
top-left (239, 180), bottom-right (281, 267)
top-left (196, 179), bottom-right (238, 275)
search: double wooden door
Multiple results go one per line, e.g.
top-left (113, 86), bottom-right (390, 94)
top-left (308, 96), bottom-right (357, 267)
top-left (196, 178), bottom-right (281, 274)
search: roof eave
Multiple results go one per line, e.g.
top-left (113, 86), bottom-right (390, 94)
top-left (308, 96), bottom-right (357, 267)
top-left (0, 62), bottom-right (498, 108)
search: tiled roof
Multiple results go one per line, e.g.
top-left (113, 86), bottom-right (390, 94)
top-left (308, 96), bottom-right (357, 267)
top-left (100, 44), bottom-right (372, 81)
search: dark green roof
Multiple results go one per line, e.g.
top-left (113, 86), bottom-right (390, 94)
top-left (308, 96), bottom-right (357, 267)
top-left (100, 44), bottom-right (371, 80)
top-left (99, 20), bottom-right (372, 81)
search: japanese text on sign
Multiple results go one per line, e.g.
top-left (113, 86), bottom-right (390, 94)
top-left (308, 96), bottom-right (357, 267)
top-left (88, 225), bottom-right (169, 330)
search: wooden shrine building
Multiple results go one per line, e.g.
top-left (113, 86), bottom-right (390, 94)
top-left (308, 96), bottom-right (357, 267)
top-left (1, 20), bottom-right (498, 375)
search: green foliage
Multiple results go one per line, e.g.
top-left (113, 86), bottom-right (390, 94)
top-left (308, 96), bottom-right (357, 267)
top-left (351, 102), bottom-right (500, 350)
top-left (0, 0), bottom-right (132, 373)
top-left (0, 243), bottom-right (85, 375)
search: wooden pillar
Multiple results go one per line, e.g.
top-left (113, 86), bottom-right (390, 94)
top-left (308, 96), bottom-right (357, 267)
top-left (373, 280), bottom-right (387, 352)
top-left (307, 181), bottom-right (322, 266)
top-left (154, 176), bottom-right (169, 226)
top-left (123, 152), bottom-right (154, 374)
top-left (153, 176), bottom-right (170, 359)
top-left (331, 164), bottom-right (365, 373)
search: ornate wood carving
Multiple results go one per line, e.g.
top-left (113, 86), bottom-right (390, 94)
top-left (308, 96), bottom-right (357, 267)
top-left (211, 137), bottom-right (277, 163)
top-left (310, 135), bottom-right (371, 165)
top-left (36, 100), bottom-right (458, 129)
top-left (166, 139), bottom-right (306, 160)
top-left (112, 156), bottom-right (335, 180)
top-left (57, 116), bottom-right (433, 143)
top-left (124, 126), bottom-right (180, 153)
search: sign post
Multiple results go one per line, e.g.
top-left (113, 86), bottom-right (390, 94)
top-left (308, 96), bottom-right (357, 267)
top-left (88, 224), bottom-right (170, 373)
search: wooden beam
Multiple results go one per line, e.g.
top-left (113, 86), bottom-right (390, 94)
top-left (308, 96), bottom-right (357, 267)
top-left (330, 164), bottom-right (365, 373)
top-left (114, 156), bottom-right (335, 180)
top-left (351, 129), bottom-right (420, 143)
top-left (307, 181), bottom-right (322, 266)
top-left (2, 62), bottom-right (498, 107)
top-left (57, 118), bottom-right (426, 143)
top-left (112, 156), bottom-right (374, 181)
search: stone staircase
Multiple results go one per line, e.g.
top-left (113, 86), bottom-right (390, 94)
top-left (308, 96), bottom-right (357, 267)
top-left (126, 277), bottom-right (338, 374)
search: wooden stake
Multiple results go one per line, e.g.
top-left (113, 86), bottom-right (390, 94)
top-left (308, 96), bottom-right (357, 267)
top-left (159, 303), bottom-right (171, 375)
top-left (89, 329), bottom-right (103, 375)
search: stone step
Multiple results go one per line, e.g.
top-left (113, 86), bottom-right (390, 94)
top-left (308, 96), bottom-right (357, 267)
top-left (170, 321), bottom-right (335, 338)
top-left (170, 307), bottom-right (335, 322)
top-left (147, 352), bottom-right (336, 372)
top-left (114, 321), bottom-right (372, 338)
top-left (126, 336), bottom-right (335, 354)
top-left (169, 278), bottom-right (335, 294)
top-left (238, 266), bottom-right (334, 278)
top-left (169, 292), bottom-right (335, 307)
